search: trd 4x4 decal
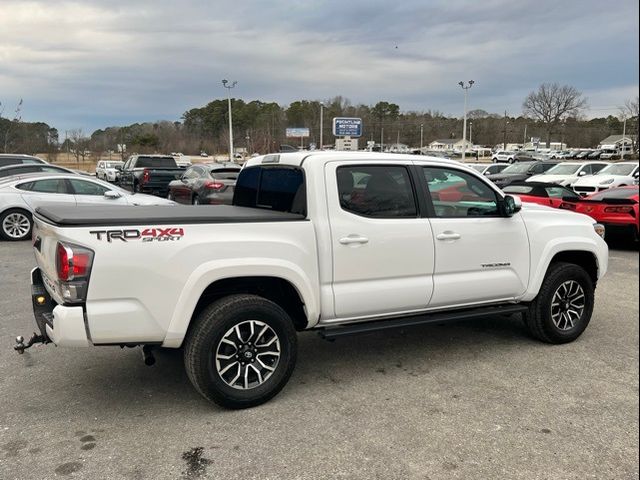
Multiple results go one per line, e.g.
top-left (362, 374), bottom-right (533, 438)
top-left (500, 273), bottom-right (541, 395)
top-left (90, 227), bottom-right (185, 242)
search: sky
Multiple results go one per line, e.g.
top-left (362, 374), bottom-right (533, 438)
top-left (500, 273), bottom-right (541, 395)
top-left (0, 0), bottom-right (638, 134)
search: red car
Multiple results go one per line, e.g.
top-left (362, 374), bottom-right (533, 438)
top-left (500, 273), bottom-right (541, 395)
top-left (575, 186), bottom-right (639, 241)
top-left (502, 182), bottom-right (581, 211)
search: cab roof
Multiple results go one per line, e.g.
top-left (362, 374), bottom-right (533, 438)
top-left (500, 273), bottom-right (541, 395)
top-left (243, 151), bottom-right (463, 168)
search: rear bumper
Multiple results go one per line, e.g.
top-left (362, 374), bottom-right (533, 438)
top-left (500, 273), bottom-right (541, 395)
top-left (31, 268), bottom-right (89, 347)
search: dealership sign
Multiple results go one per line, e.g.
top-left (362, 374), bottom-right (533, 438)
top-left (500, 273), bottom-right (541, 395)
top-left (332, 117), bottom-right (362, 138)
top-left (286, 128), bottom-right (310, 138)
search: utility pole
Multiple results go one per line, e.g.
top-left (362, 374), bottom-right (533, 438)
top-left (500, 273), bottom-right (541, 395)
top-left (458, 80), bottom-right (474, 161)
top-left (621, 116), bottom-right (627, 160)
top-left (420, 123), bottom-right (424, 152)
top-left (319, 103), bottom-right (324, 150)
top-left (523, 124), bottom-right (527, 149)
top-left (503, 111), bottom-right (508, 150)
top-left (222, 79), bottom-right (237, 162)
top-left (380, 127), bottom-right (384, 152)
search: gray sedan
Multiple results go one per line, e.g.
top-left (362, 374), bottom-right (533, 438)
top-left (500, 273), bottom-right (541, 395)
top-left (0, 173), bottom-right (175, 241)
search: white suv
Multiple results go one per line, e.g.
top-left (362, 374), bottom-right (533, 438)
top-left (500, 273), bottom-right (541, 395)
top-left (573, 161), bottom-right (639, 196)
top-left (95, 161), bottom-right (124, 182)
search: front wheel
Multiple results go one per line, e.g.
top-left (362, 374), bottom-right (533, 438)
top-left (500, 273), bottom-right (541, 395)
top-left (0, 209), bottom-right (33, 241)
top-left (524, 262), bottom-right (594, 344)
top-left (183, 294), bottom-right (297, 409)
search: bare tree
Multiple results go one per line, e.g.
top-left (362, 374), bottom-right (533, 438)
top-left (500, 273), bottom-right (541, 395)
top-left (619, 96), bottom-right (639, 152)
top-left (523, 83), bottom-right (587, 147)
top-left (68, 128), bottom-right (90, 163)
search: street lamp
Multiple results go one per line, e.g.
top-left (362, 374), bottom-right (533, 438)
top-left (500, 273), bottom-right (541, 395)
top-left (458, 80), bottom-right (474, 161)
top-left (222, 79), bottom-right (237, 162)
top-left (469, 121), bottom-right (473, 145)
top-left (319, 102), bottom-right (324, 150)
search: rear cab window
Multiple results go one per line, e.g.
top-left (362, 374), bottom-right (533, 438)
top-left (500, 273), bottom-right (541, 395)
top-left (234, 165), bottom-right (306, 215)
top-left (134, 156), bottom-right (177, 168)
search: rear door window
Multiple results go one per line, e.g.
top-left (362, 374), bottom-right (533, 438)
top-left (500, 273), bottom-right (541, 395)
top-left (19, 179), bottom-right (69, 193)
top-left (337, 165), bottom-right (417, 218)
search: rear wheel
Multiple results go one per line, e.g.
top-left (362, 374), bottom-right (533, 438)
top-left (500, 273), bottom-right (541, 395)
top-left (0, 209), bottom-right (33, 241)
top-left (524, 262), bottom-right (594, 344)
top-left (192, 195), bottom-right (200, 205)
top-left (183, 294), bottom-right (297, 409)
top-left (167, 191), bottom-right (175, 201)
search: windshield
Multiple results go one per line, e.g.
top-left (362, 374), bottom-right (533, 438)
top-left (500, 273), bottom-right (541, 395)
top-left (105, 162), bottom-right (123, 168)
top-left (597, 164), bottom-right (637, 176)
top-left (545, 164), bottom-right (581, 175)
top-left (502, 162), bottom-right (534, 174)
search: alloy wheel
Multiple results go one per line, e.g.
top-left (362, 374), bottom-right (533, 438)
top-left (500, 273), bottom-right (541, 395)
top-left (215, 320), bottom-right (281, 390)
top-left (550, 280), bottom-right (585, 330)
top-left (2, 213), bottom-right (31, 239)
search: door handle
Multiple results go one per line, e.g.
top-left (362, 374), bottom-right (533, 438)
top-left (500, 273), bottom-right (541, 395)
top-left (436, 231), bottom-right (461, 241)
top-left (339, 235), bottom-right (369, 245)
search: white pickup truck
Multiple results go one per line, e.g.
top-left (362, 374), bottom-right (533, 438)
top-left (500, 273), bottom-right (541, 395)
top-left (18, 152), bottom-right (608, 409)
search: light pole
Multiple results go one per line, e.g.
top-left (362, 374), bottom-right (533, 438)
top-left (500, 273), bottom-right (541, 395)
top-left (458, 80), bottom-right (474, 161)
top-left (319, 102), bottom-right (324, 150)
top-left (621, 116), bottom-right (627, 160)
top-left (222, 79), bottom-right (237, 162)
top-left (420, 123), bottom-right (424, 152)
top-left (469, 121), bottom-right (473, 145)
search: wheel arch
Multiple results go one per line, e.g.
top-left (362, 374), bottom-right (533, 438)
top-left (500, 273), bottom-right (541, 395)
top-left (162, 263), bottom-right (318, 348)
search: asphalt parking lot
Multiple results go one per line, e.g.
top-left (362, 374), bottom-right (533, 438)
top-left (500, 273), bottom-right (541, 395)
top-left (0, 240), bottom-right (638, 480)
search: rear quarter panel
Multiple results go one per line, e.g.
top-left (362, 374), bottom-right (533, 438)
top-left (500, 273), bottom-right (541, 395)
top-left (34, 218), bottom-right (320, 346)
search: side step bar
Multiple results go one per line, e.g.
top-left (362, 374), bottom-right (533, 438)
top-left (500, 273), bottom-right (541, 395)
top-left (319, 304), bottom-right (529, 340)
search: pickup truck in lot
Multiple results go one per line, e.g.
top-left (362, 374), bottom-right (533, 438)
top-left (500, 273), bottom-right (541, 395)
top-left (19, 152), bottom-right (608, 409)
top-left (118, 154), bottom-right (184, 197)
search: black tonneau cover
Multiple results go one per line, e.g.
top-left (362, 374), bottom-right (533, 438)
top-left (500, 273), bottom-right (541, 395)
top-left (35, 205), bottom-right (305, 227)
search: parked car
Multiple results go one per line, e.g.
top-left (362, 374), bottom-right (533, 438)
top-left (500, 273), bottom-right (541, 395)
top-left (492, 150), bottom-right (517, 163)
top-left (573, 161), bottom-right (640, 196)
top-left (20, 152), bottom-right (608, 409)
top-left (0, 154), bottom-right (47, 167)
top-left (0, 164), bottom-right (77, 178)
top-left (599, 150), bottom-right (620, 161)
top-left (587, 150), bottom-right (603, 159)
top-left (503, 182), bottom-right (581, 210)
top-left (95, 161), bottom-right (124, 182)
top-left (527, 161), bottom-right (609, 187)
top-left (464, 163), bottom-right (509, 176)
top-left (575, 150), bottom-right (594, 160)
top-left (575, 186), bottom-right (639, 241)
top-left (486, 160), bottom-right (560, 188)
top-left (118, 155), bottom-right (184, 197)
top-left (167, 163), bottom-right (241, 205)
top-left (0, 174), bottom-right (174, 241)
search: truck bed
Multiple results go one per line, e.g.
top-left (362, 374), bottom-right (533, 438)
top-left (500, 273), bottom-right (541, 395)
top-left (34, 205), bottom-right (306, 227)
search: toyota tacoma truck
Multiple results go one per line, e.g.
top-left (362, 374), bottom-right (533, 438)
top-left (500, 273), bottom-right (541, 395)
top-left (17, 152), bottom-right (608, 409)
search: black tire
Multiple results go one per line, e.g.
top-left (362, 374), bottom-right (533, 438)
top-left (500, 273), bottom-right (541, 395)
top-left (192, 194), bottom-right (200, 205)
top-left (0, 208), bottom-right (33, 241)
top-left (183, 294), bottom-right (297, 409)
top-left (508, 158), bottom-right (515, 164)
top-left (167, 191), bottom-right (175, 201)
top-left (524, 262), bottom-right (594, 344)
top-left (133, 182), bottom-right (141, 193)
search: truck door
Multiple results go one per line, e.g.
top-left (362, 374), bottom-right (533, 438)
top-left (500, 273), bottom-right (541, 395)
top-left (421, 166), bottom-right (530, 307)
top-left (325, 162), bottom-right (435, 318)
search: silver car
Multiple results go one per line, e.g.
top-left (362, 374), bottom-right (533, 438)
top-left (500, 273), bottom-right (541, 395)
top-left (0, 173), bottom-right (175, 241)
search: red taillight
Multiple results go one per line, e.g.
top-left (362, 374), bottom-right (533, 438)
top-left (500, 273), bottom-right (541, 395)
top-left (56, 242), bottom-right (93, 281)
top-left (204, 181), bottom-right (224, 190)
top-left (604, 206), bottom-right (634, 214)
top-left (142, 169), bottom-right (150, 183)
top-left (57, 243), bottom-right (70, 281)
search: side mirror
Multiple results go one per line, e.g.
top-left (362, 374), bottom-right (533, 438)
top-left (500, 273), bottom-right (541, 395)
top-left (104, 190), bottom-right (122, 199)
top-left (502, 195), bottom-right (522, 217)
top-left (578, 170), bottom-right (586, 176)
